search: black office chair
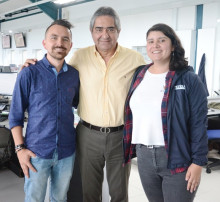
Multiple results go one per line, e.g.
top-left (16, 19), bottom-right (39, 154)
top-left (206, 129), bottom-right (220, 173)
top-left (0, 125), bottom-right (12, 168)
top-left (0, 125), bottom-right (24, 177)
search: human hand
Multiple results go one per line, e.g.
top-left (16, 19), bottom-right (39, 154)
top-left (185, 163), bottom-right (202, 193)
top-left (20, 58), bottom-right (38, 71)
top-left (17, 148), bottom-right (37, 178)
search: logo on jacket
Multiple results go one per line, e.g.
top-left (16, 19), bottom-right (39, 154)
top-left (175, 85), bottom-right (185, 90)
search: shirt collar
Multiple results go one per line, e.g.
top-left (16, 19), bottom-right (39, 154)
top-left (93, 43), bottom-right (120, 58)
top-left (62, 63), bottom-right (68, 72)
top-left (42, 54), bottom-right (68, 73)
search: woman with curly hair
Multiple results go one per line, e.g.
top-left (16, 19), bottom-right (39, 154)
top-left (123, 23), bottom-right (208, 202)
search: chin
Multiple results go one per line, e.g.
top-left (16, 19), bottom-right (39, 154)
top-left (56, 53), bottom-right (67, 59)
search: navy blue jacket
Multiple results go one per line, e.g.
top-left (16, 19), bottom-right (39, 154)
top-left (167, 66), bottom-right (208, 169)
top-left (124, 65), bottom-right (208, 169)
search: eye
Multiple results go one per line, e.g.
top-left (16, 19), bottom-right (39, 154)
top-left (147, 40), bottom-right (154, 44)
top-left (159, 38), bottom-right (166, 43)
top-left (107, 27), bottom-right (116, 33)
top-left (95, 27), bottom-right (103, 33)
top-left (50, 35), bottom-right (57, 40)
top-left (63, 37), bottom-right (70, 42)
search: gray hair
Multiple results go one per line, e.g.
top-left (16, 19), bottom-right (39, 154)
top-left (90, 7), bottom-right (121, 31)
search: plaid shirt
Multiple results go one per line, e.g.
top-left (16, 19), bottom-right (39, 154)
top-left (123, 64), bottom-right (187, 174)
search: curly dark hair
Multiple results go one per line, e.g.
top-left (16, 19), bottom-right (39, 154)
top-left (146, 23), bottom-right (188, 71)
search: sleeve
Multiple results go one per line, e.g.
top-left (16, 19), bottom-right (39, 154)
top-left (9, 69), bottom-right (30, 129)
top-left (68, 50), bottom-right (81, 71)
top-left (135, 51), bottom-right (147, 67)
top-left (188, 74), bottom-right (208, 166)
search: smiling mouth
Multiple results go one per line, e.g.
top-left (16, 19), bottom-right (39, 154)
top-left (99, 39), bottom-right (111, 42)
top-left (54, 47), bottom-right (66, 51)
top-left (152, 50), bottom-right (161, 54)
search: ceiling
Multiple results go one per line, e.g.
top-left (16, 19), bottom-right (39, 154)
top-left (0, 0), bottom-right (219, 23)
top-left (0, 0), bottom-right (32, 14)
top-left (0, 0), bottom-right (95, 22)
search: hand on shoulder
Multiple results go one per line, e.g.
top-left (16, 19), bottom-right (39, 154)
top-left (20, 58), bottom-right (38, 71)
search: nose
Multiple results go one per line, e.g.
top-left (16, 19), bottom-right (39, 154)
top-left (153, 41), bottom-right (160, 48)
top-left (102, 29), bottom-right (110, 38)
top-left (56, 37), bottom-right (63, 46)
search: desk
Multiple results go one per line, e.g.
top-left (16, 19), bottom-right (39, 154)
top-left (0, 120), bottom-right (27, 136)
top-left (208, 96), bottom-right (220, 104)
top-left (208, 108), bottom-right (220, 117)
top-left (0, 119), bottom-right (9, 128)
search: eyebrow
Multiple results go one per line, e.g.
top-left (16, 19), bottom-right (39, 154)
top-left (50, 34), bottom-right (58, 37)
top-left (50, 34), bottom-right (70, 38)
top-left (147, 36), bottom-right (167, 41)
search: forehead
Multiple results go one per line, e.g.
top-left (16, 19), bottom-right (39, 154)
top-left (46, 24), bottom-right (71, 37)
top-left (147, 31), bottom-right (167, 39)
top-left (94, 15), bottom-right (115, 27)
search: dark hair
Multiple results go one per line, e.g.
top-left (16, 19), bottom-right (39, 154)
top-left (45, 19), bottom-right (73, 37)
top-left (146, 23), bottom-right (188, 71)
top-left (90, 7), bottom-right (121, 31)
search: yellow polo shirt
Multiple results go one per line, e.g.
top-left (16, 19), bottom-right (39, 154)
top-left (68, 45), bottom-right (146, 127)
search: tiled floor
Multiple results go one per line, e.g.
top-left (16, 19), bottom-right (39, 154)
top-left (0, 153), bottom-right (220, 202)
top-left (0, 167), bottom-right (24, 202)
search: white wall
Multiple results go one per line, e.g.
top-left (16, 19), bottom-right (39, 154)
top-left (196, 2), bottom-right (220, 96)
top-left (119, 9), bottom-right (174, 48)
top-left (0, 13), bottom-right (51, 66)
top-left (0, 0), bottom-right (220, 94)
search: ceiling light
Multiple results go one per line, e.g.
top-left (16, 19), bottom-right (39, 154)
top-left (217, 19), bottom-right (220, 23)
top-left (54, 0), bottom-right (76, 4)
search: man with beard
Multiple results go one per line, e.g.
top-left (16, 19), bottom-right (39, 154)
top-left (9, 19), bottom-right (79, 202)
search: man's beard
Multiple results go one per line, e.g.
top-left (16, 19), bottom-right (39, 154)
top-left (51, 46), bottom-right (67, 60)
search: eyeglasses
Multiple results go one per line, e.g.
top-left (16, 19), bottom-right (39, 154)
top-left (94, 27), bottom-right (117, 34)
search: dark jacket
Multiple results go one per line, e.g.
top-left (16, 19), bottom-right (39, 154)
top-left (123, 64), bottom-right (208, 170)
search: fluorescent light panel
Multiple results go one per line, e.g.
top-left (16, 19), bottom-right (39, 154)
top-left (54, 0), bottom-right (76, 4)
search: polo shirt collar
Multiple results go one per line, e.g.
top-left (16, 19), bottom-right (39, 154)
top-left (93, 43), bottom-right (120, 57)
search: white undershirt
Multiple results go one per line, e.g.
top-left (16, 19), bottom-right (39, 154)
top-left (130, 70), bottom-right (167, 146)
